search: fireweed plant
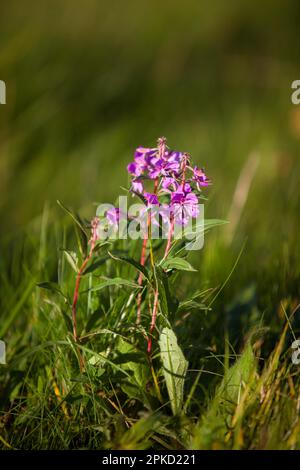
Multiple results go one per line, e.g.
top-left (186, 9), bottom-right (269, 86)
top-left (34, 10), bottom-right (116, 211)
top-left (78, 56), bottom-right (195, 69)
top-left (70, 138), bottom-right (210, 351)
top-left (49, 137), bottom-right (223, 415)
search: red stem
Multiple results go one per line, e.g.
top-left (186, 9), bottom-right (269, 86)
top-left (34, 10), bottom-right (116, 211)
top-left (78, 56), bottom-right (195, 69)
top-left (136, 236), bottom-right (148, 324)
top-left (72, 236), bottom-right (96, 342)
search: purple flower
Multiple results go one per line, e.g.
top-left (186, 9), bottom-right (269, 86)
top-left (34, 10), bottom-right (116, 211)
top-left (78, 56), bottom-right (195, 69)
top-left (131, 178), bottom-right (144, 193)
top-left (144, 193), bottom-right (159, 206)
top-left (171, 190), bottom-right (185, 205)
top-left (147, 158), bottom-right (162, 179)
top-left (180, 182), bottom-right (192, 193)
top-left (127, 162), bottom-right (143, 177)
top-left (149, 157), bottom-right (181, 179)
top-left (127, 147), bottom-right (155, 177)
top-left (127, 143), bottom-right (184, 180)
top-left (106, 207), bottom-right (121, 226)
top-left (134, 147), bottom-right (157, 160)
top-left (166, 150), bottom-right (184, 163)
top-left (193, 166), bottom-right (210, 190)
top-left (161, 176), bottom-right (176, 190)
top-left (126, 138), bottom-right (209, 229)
top-left (171, 189), bottom-right (199, 226)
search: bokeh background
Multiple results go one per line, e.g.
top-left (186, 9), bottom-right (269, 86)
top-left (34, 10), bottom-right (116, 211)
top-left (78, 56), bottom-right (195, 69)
top-left (1, 0), bottom-right (300, 343)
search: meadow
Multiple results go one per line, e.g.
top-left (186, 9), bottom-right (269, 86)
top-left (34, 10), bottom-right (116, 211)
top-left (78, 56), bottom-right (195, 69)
top-left (0, 0), bottom-right (300, 450)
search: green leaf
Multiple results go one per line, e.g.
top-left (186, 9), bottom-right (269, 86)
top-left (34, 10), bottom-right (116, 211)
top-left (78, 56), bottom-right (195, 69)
top-left (82, 255), bottom-right (108, 274)
top-left (37, 282), bottom-right (67, 300)
top-left (61, 310), bottom-right (73, 332)
top-left (171, 219), bottom-right (228, 256)
top-left (62, 250), bottom-right (79, 273)
top-left (177, 299), bottom-right (206, 312)
top-left (155, 266), bottom-right (178, 320)
top-left (215, 342), bottom-right (256, 406)
top-left (115, 338), bottom-right (152, 406)
top-left (57, 200), bottom-right (89, 236)
top-left (108, 252), bottom-right (151, 282)
top-left (87, 277), bottom-right (141, 292)
top-left (204, 218), bottom-right (228, 230)
top-left (160, 257), bottom-right (197, 272)
top-left (159, 327), bottom-right (188, 415)
top-left (57, 200), bottom-right (89, 257)
top-left (183, 218), bottom-right (228, 241)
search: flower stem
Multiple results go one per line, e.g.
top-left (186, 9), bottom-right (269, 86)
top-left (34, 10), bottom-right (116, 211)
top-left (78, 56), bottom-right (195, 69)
top-left (136, 236), bottom-right (148, 324)
top-left (163, 216), bottom-right (175, 260)
top-left (147, 289), bottom-right (159, 354)
top-left (72, 219), bottom-right (98, 342)
top-left (136, 178), bottom-right (159, 325)
top-left (72, 253), bottom-right (91, 341)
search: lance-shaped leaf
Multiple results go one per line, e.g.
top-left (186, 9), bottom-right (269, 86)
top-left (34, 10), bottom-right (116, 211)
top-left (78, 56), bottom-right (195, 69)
top-left (86, 277), bottom-right (141, 292)
top-left (62, 250), bottom-right (79, 273)
top-left (159, 327), bottom-right (188, 415)
top-left (57, 200), bottom-right (89, 256)
top-left (37, 282), bottom-right (67, 300)
top-left (160, 257), bottom-right (197, 272)
top-left (57, 200), bottom-right (89, 236)
top-left (108, 252), bottom-right (152, 282)
top-left (155, 266), bottom-right (178, 320)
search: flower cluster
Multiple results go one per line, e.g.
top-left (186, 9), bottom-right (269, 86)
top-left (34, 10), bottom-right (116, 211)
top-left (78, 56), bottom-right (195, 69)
top-left (126, 137), bottom-right (210, 226)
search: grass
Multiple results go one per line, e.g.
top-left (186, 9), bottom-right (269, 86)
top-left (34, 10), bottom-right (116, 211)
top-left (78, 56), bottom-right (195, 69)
top-left (1, 0), bottom-right (300, 450)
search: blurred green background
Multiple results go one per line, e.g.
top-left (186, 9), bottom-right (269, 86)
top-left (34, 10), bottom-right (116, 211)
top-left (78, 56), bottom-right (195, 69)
top-left (1, 0), bottom-right (300, 338)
